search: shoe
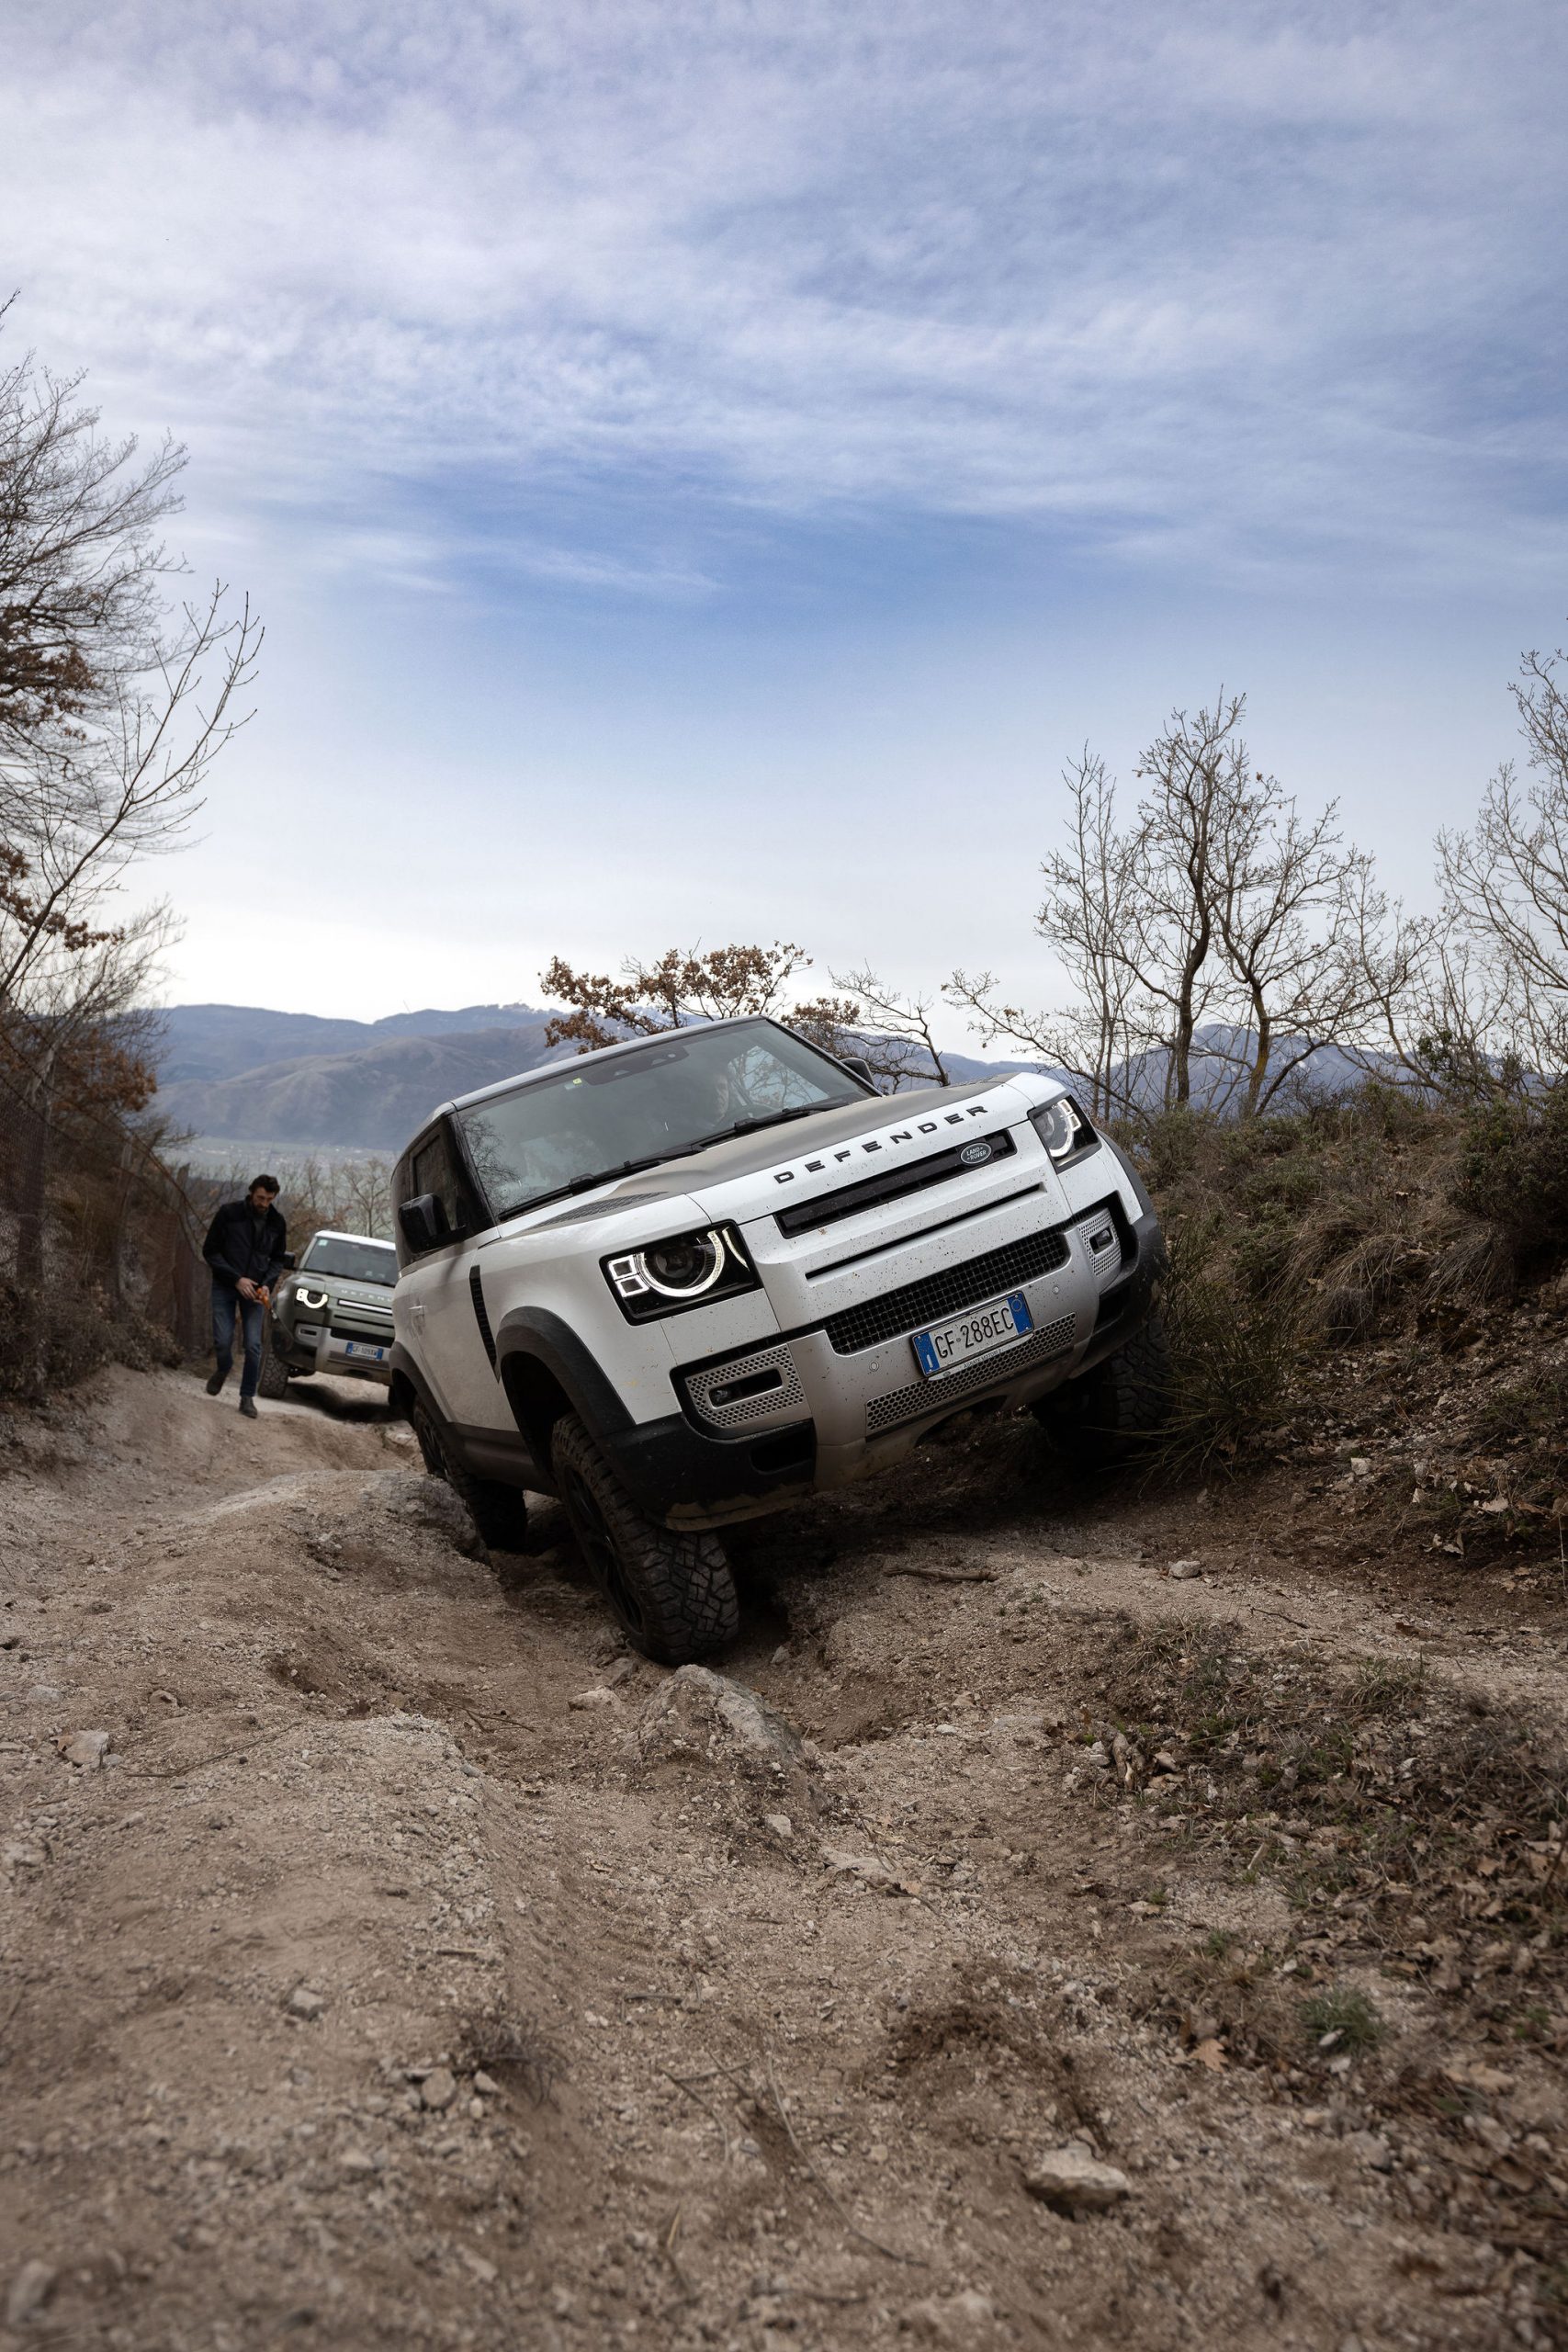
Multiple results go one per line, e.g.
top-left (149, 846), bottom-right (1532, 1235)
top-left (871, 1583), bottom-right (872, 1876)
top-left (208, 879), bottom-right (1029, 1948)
top-left (205, 1370), bottom-right (228, 1396)
top-left (239, 1396), bottom-right (258, 1419)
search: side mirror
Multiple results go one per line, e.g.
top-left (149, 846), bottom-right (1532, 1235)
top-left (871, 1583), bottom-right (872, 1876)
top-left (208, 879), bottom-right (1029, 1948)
top-left (841, 1055), bottom-right (874, 1086)
top-left (398, 1193), bottom-right (450, 1255)
top-left (281, 1251), bottom-right (297, 1271)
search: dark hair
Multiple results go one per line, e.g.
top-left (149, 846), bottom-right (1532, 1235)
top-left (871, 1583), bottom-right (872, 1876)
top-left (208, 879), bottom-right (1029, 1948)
top-left (249, 1174), bottom-right (280, 1196)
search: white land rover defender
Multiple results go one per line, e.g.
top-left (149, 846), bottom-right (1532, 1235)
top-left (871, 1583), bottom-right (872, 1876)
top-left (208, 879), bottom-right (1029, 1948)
top-left (257, 1227), bottom-right (399, 1397)
top-left (389, 1018), bottom-right (1168, 1664)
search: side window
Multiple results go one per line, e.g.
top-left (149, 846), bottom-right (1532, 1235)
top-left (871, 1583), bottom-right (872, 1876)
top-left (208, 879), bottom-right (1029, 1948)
top-left (400, 1119), bottom-right (487, 1250)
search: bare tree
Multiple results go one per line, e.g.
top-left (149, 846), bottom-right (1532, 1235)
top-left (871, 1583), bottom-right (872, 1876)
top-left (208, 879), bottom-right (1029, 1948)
top-left (1209, 784), bottom-right (1404, 1115)
top-left (1126, 698), bottom-right (1244, 1109)
top-left (0, 334), bottom-right (260, 1020)
top-left (950, 697), bottom-right (1397, 1120)
top-left (541, 942), bottom-right (812, 1053)
top-left (824, 967), bottom-right (953, 1087)
top-left (1428, 642), bottom-right (1568, 1088)
top-left (0, 322), bottom-right (260, 1332)
top-left (946, 748), bottom-right (1146, 1119)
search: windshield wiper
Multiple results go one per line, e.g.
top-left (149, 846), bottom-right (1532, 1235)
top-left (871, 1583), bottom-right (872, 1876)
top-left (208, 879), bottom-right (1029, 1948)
top-left (507, 1153), bottom-right (682, 1217)
top-left (503, 1102), bottom-right (858, 1219)
top-left (686, 1101), bottom-right (849, 1149)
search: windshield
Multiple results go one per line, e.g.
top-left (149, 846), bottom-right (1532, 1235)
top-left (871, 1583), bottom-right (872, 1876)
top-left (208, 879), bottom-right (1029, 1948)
top-left (299, 1236), bottom-right (398, 1285)
top-left (457, 1021), bottom-right (866, 1222)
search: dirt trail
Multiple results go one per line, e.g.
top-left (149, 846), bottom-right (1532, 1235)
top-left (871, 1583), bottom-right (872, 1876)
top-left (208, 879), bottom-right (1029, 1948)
top-left (2, 1369), bottom-right (1564, 2352)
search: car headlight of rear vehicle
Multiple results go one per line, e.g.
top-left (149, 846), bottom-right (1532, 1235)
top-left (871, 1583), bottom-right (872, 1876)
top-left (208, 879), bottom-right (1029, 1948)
top-left (295, 1284), bottom-right (331, 1312)
top-left (603, 1224), bottom-right (761, 1321)
top-left (1029, 1094), bottom-right (1099, 1165)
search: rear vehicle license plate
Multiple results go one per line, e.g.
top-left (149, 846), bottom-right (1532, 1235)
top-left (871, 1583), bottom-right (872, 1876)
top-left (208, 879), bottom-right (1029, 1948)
top-left (912, 1290), bottom-right (1033, 1377)
top-left (344, 1341), bottom-right (387, 1362)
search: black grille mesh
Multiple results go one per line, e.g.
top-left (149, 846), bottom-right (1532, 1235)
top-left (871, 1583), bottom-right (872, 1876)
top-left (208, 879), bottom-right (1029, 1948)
top-left (866, 1311), bottom-right (1077, 1433)
top-left (824, 1225), bottom-right (1072, 1355)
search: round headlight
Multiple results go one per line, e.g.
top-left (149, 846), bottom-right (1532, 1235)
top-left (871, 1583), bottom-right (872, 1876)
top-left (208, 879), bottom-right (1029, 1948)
top-left (296, 1284), bottom-right (331, 1312)
top-left (1034, 1099), bottom-right (1078, 1159)
top-left (643, 1234), bottom-right (724, 1295)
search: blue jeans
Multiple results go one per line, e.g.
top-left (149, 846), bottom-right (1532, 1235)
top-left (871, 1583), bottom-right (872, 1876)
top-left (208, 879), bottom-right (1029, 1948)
top-left (211, 1284), bottom-right (265, 1400)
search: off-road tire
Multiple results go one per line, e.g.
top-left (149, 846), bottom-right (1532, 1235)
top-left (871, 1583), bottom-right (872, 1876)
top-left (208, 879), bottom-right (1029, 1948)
top-left (256, 1326), bottom-right (293, 1401)
top-left (1032, 1307), bottom-right (1171, 1468)
top-left (410, 1396), bottom-right (530, 1553)
top-left (550, 1411), bottom-right (739, 1665)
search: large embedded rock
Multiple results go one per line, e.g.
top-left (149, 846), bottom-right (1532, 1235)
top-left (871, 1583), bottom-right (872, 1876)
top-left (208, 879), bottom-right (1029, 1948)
top-left (634, 1667), bottom-right (817, 1820)
top-left (1023, 2145), bottom-right (1133, 2214)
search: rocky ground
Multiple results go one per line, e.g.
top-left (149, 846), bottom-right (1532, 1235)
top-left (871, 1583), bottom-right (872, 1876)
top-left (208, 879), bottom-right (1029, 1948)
top-left (2, 1364), bottom-right (1565, 2352)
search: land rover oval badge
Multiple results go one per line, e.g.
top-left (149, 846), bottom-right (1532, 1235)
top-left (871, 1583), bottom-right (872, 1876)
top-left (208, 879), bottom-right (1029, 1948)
top-left (960, 1141), bottom-right (992, 1166)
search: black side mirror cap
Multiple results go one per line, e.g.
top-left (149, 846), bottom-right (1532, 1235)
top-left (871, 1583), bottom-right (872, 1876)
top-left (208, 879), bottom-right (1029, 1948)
top-left (399, 1193), bottom-right (450, 1255)
top-left (841, 1055), bottom-right (874, 1086)
top-left (281, 1251), bottom-right (297, 1271)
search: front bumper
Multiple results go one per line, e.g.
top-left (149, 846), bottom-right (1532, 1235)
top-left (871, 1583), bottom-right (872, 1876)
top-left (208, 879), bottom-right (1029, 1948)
top-left (602, 1195), bottom-right (1165, 1529)
top-left (279, 1318), bottom-right (394, 1384)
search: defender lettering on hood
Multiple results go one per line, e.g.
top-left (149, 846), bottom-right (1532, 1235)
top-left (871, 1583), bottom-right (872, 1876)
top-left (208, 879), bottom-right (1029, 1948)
top-left (772, 1100), bottom-right (994, 1184)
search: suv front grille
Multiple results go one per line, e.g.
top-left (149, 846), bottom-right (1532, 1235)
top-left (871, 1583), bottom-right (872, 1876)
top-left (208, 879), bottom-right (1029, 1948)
top-left (823, 1226), bottom-right (1071, 1355)
top-left (330, 1298), bottom-right (394, 1340)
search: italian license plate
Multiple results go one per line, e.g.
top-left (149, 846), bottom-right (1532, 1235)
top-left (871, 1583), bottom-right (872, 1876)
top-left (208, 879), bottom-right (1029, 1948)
top-left (911, 1289), bottom-right (1034, 1377)
top-left (344, 1340), bottom-right (387, 1362)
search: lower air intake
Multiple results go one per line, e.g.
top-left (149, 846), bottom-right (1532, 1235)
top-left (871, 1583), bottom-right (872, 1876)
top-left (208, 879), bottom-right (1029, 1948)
top-left (684, 1344), bottom-right (805, 1431)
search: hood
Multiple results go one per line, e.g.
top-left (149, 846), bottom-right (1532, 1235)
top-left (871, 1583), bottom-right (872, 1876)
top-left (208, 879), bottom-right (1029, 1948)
top-left (509, 1074), bottom-right (1043, 1234)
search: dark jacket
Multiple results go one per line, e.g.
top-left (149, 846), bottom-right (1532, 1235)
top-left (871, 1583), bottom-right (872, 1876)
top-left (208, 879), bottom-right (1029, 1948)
top-left (203, 1199), bottom-right (287, 1294)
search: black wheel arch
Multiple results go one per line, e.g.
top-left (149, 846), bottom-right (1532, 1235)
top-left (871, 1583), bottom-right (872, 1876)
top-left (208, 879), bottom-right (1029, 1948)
top-left (389, 1343), bottom-right (547, 1491)
top-left (491, 1304), bottom-right (633, 1484)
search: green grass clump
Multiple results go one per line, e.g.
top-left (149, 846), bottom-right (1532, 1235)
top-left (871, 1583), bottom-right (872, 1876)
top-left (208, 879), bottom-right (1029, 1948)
top-left (1300, 1984), bottom-right (1383, 2053)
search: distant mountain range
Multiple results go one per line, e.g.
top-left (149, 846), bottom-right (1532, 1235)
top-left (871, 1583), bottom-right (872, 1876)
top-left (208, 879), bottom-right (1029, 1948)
top-left (152, 1001), bottom-right (561, 1086)
top-left (150, 1003), bottom-right (569, 1148)
top-left (146, 1001), bottom-right (1045, 1151)
top-left (146, 1001), bottom-right (1376, 1155)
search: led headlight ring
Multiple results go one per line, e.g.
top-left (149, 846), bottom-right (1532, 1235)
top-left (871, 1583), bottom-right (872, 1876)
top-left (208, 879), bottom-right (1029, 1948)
top-left (642, 1233), bottom-right (726, 1296)
top-left (1032, 1096), bottom-right (1094, 1163)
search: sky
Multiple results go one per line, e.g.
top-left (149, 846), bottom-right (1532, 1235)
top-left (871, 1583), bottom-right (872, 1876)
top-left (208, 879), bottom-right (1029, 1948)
top-left (4, 0), bottom-right (1565, 1044)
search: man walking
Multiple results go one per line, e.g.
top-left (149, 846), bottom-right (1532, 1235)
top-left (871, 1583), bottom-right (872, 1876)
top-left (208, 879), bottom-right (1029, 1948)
top-left (203, 1176), bottom-right (287, 1418)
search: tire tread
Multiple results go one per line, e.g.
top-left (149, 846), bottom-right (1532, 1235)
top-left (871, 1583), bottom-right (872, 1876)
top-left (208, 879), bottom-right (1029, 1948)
top-left (411, 1399), bottom-right (529, 1551)
top-left (551, 1412), bottom-right (738, 1664)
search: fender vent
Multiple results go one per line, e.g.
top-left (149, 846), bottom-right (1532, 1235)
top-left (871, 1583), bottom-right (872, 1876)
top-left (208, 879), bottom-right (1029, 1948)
top-left (683, 1343), bottom-right (805, 1431)
top-left (469, 1266), bottom-right (498, 1371)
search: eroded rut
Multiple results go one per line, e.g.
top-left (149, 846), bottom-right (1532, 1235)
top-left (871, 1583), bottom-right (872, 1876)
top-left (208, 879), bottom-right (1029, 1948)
top-left (2, 1368), bottom-right (1564, 2352)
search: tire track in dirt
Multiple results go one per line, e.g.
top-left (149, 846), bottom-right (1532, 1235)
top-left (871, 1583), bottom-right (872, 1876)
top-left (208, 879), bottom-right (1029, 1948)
top-left (2, 1367), bottom-right (1562, 2349)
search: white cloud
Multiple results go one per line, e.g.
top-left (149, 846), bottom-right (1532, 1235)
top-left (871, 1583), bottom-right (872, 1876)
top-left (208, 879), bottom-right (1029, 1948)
top-left (3, 0), bottom-right (1562, 591)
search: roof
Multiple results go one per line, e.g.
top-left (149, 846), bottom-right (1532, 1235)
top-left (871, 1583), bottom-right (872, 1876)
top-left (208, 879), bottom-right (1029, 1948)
top-left (306, 1227), bottom-right (397, 1250)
